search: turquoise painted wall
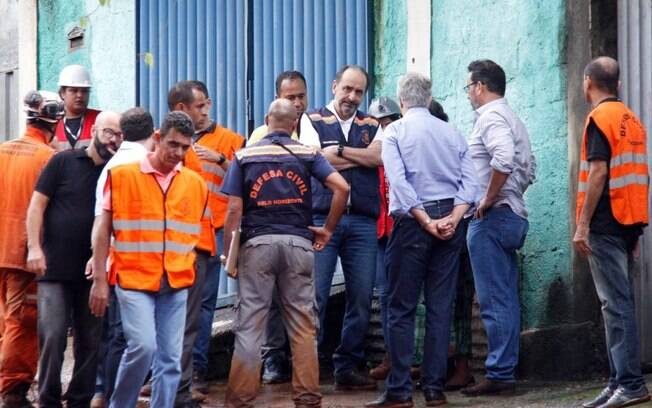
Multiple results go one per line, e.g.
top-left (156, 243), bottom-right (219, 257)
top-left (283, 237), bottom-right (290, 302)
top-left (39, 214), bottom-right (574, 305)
top-left (38, 0), bottom-right (136, 112)
top-left (372, 0), bottom-right (407, 100)
top-left (373, 0), bottom-right (570, 329)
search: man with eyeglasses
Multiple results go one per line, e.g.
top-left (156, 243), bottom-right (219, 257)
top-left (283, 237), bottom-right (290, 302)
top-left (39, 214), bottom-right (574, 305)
top-left (461, 60), bottom-right (535, 397)
top-left (55, 65), bottom-right (101, 150)
top-left (89, 107), bottom-right (156, 408)
top-left (25, 111), bottom-right (123, 408)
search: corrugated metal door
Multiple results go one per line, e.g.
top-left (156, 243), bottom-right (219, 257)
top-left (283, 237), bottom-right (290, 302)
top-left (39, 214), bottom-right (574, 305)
top-left (250, 0), bottom-right (370, 129)
top-left (138, 0), bottom-right (371, 301)
top-left (618, 0), bottom-right (652, 363)
top-left (137, 0), bottom-right (247, 134)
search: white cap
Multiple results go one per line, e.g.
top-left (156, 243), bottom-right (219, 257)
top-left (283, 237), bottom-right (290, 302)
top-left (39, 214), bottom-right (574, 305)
top-left (58, 64), bottom-right (92, 88)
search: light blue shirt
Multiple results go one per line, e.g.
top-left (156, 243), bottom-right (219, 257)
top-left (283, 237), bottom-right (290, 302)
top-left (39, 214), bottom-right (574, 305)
top-left (382, 107), bottom-right (478, 215)
top-left (468, 98), bottom-right (535, 219)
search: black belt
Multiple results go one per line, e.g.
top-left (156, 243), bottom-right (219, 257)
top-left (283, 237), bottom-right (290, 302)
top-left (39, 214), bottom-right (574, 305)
top-left (423, 198), bottom-right (454, 209)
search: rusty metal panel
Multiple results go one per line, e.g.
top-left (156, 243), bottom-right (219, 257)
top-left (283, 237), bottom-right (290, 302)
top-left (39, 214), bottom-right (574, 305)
top-left (618, 0), bottom-right (652, 363)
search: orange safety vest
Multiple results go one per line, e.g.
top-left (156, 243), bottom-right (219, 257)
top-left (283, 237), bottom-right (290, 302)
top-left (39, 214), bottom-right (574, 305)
top-left (110, 162), bottom-right (208, 291)
top-left (0, 127), bottom-right (55, 270)
top-left (189, 124), bottom-right (244, 230)
top-left (55, 108), bottom-right (101, 150)
top-left (184, 150), bottom-right (217, 255)
top-left (577, 100), bottom-right (649, 226)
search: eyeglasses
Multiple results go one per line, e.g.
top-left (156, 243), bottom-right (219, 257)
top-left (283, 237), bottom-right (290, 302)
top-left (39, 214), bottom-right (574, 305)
top-left (463, 82), bottom-right (478, 92)
top-left (102, 128), bottom-right (123, 139)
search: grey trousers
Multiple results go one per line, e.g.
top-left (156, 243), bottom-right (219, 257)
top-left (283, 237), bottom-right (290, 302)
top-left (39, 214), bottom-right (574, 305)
top-left (225, 234), bottom-right (321, 408)
top-left (175, 250), bottom-right (210, 406)
top-left (262, 291), bottom-right (289, 361)
top-left (37, 281), bottom-right (103, 408)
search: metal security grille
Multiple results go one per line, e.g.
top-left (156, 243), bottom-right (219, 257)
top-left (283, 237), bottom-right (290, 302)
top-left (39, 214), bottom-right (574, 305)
top-left (250, 0), bottom-right (370, 129)
top-left (137, 0), bottom-right (371, 303)
top-left (137, 0), bottom-right (247, 134)
top-left (617, 0), bottom-right (652, 364)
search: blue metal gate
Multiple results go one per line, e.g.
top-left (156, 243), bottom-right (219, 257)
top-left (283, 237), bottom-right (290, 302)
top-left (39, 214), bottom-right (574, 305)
top-left (137, 0), bottom-right (247, 134)
top-left (250, 0), bottom-right (370, 128)
top-left (137, 0), bottom-right (371, 303)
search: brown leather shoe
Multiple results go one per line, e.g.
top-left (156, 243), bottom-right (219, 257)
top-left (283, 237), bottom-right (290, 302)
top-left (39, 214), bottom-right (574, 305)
top-left (369, 353), bottom-right (391, 380)
top-left (460, 378), bottom-right (516, 397)
top-left (365, 392), bottom-right (414, 407)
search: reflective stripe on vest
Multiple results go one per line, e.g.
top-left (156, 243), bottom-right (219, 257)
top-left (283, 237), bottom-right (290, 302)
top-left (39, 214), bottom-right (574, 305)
top-left (206, 181), bottom-right (228, 198)
top-left (113, 219), bottom-right (200, 235)
top-left (201, 163), bottom-right (225, 178)
top-left (114, 240), bottom-right (195, 254)
top-left (576, 101), bottom-right (649, 225)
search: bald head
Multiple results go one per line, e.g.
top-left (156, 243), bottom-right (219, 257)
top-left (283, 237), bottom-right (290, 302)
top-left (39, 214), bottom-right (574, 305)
top-left (584, 56), bottom-right (620, 96)
top-left (266, 99), bottom-right (298, 134)
top-left (95, 111), bottom-right (121, 130)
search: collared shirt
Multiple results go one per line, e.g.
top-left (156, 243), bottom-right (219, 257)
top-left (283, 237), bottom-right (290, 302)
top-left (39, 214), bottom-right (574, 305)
top-left (468, 98), bottom-right (535, 219)
top-left (193, 121), bottom-right (217, 143)
top-left (94, 141), bottom-right (149, 216)
top-left (248, 114), bottom-right (303, 145)
top-left (299, 100), bottom-right (384, 147)
top-left (102, 153), bottom-right (182, 212)
top-left (382, 107), bottom-right (477, 215)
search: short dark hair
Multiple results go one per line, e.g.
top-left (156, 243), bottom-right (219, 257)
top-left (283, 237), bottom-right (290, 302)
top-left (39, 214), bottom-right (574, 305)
top-left (428, 100), bottom-right (449, 122)
top-left (120, 107), bottom-right (154, 142)
top-left (584, 58), bottom-right (619, 95)
top-left (467, 59), bottom-right (506, 96)
top-left (335, 64), bottom-right (370, 91)
top-left (275, 71), bottom-right (307, 95)
top-left (160, 111), bottom-right (194, 138)
top-left (167, 80), bottom-right (209, 110)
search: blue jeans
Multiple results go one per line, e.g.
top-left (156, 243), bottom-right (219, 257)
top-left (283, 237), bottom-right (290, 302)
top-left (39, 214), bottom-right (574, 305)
top-left (467, 206), bottom-right (528, 382)
top-left (385, 201), bottom-right (463, 398)
top-left (193, 229), bottom-right (223, 375)
top-left (375, 237), bottom-right (389, 346)
top-left (313, 214), bottom-right (377, 375)
top-left (588, 232), bottom-right (645, 391)
top-left (110, 286), bottom-right (187, 408)
top-left (103, 288), bottom-right (126, 401)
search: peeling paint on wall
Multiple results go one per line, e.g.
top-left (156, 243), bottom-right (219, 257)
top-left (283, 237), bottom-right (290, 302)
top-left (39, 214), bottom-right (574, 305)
top-left (38, 0), bottom-right (136, 111)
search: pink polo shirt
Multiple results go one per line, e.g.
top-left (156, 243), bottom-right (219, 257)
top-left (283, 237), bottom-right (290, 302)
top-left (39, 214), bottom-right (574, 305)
top-left (102, 153), bottom-right (182, 211)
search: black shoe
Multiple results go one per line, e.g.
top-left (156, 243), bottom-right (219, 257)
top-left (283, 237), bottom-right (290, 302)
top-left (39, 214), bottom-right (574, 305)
top-left (262, 355), bottom-right (290, 384)
top-left (1, 383), bottom-right (33, 408)
top-left (423, 389), bottom-right (447, 406)
top-left (192, 371), bottom-right (210, 395)
top-left (334, 370), bottom-right (378, 391)
top-left (365, 392), bottom-right (413, 407)
top-left (460, 378), bottom-right (515, 397)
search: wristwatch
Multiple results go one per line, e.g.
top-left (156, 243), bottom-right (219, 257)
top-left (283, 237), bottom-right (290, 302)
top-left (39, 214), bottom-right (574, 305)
top-left (337, 144), bottom-right (344, 157)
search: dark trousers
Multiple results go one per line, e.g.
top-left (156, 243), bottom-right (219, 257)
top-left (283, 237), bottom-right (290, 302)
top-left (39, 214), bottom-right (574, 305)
top-left (175, 251), bottom-right (209, 405)
top-left (385, 201), bottom-right (463, 398)
top-left (37, 281), bottom-right (103, 408)
top-left (103, 287), bottom-right (126, 401)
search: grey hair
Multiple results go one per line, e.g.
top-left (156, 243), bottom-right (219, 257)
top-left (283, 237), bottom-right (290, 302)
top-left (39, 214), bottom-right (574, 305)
top-left (397, 72), bottom-right (432, 109)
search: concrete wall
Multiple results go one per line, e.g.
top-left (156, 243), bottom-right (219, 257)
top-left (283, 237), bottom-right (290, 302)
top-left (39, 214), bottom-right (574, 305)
top-left (0, 0), bottom-right (19, 139)
top-left (37, 0), bottom-right (136, 111)
top-left (430, 0), bottom-right (570, 330)
top-left (373, 0), bottom-right (571, 330)
top-left (372, 0), bottom-right (407, 99)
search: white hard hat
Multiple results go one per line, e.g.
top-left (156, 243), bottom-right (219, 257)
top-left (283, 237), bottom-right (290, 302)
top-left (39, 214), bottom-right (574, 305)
top-left (58, 64), bottom-right (92, 88)
top-left (24, 90), bottom-right (65, 124)
top-left (368, 96), bottom-right (401, 119)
